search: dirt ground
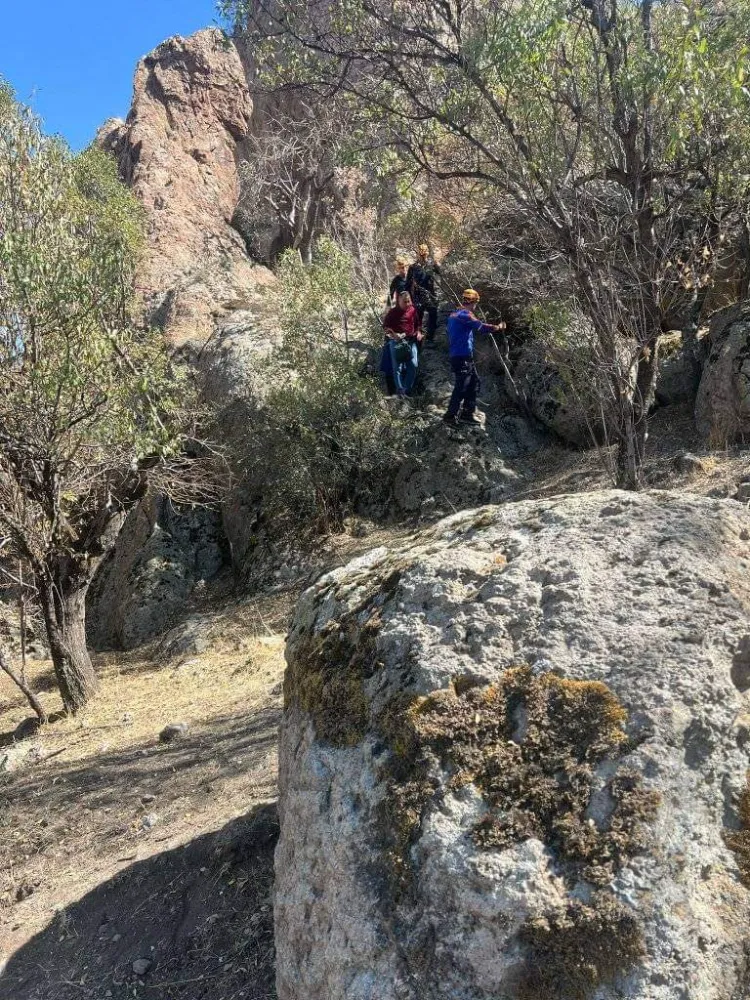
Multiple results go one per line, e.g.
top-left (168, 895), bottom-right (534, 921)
top-left (1, 397), bottom-right (749, 1000)
top-left (0, 594), bottom-right (289, 1000)
top-left (0, 525), bottom-right (414, 1000)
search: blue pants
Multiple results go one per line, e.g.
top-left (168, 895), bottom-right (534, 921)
top-left (389, 339), bottom-right (419, 395)
top-left (447, 356), bottom-right (479, 416)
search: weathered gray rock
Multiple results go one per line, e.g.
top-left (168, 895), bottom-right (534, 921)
top-left (87, 496), bottom-right (228, 650)
top-left (696, 303), bottom-right (750, 443)
top-left (672, 452), bottom-right (705, 475)
top-left (159, 722), bottom-right (189, 743)
top-left (655, 334), bottom-right (698, 407)
top-left (378, 338), bottom-right (543, 519)
top-left (511, 339), bottom-right (600, 446)
top-left (276, 491), bottom-right (750, 1000)
top-left (132, 958), bottom-right (152, 976)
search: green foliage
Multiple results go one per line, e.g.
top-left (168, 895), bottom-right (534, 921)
top-left (221, 0), bottom-right (750, 485)
top-left (242, 238), bottom-right (411, 536)
top-left (524, 301), bottom-right (580, 350)
top-left (276, 236), bottom-right (370, 359)
top-left (0, 82), bottom-right (195, 568)
top-left (383, 198), bottom-right (470, 259)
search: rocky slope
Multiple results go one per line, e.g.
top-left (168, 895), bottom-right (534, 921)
top-left (90, 30), bottom-right (282, 639)
top-left (276, 490), bottom-right (750, 999)
top-left (696, 302), bottom-right (750, 444)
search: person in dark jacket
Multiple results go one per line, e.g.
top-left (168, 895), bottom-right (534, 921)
top-left (443, 289), bottom-right (505, 425)
top-left (407, 243), bottom-right (441, 342)
top-left (382, 291), bottom-right (422, 396)
top-left (387, 256), bottom-right (410, 307)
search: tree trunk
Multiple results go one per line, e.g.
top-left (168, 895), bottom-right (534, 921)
top-left (616, 341), bottom-right (659, 490)
top-left (38, 576), bottom-right (98, 714)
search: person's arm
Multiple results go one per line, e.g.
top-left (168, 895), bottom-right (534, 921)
top-left (472, 316), bottom-right (506, 336)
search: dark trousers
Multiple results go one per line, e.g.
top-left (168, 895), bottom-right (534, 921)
top-left (417, 301), bottom-right (438, 339)
top-left (447, 356), bottom-right (480, 417)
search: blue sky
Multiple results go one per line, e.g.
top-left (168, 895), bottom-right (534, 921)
top-left (1, 1), bottom-right (219, 150)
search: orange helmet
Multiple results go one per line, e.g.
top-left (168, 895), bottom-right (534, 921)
top-left (462, 288), bottom-right (480, 303)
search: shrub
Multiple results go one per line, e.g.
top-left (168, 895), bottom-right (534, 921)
top-left (239, 238), bottom-right (413, 536)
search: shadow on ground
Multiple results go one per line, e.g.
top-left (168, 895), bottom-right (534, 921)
top-left (0, 802), bottom-right (278, 1000)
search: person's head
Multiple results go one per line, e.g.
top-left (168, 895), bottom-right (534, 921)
top-left (462, 288), bottom-right (481, 308)
top-left (395, 255), bottom-right (408, 275)
top-left (397, 290), bottom-right (412, 309)
top-left (417, 243), bottom-right (429, 260)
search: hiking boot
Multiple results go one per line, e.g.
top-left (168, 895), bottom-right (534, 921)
top-left (442, 413), bottom-right (459, 425)
top-left (458, 411), bottom-right (482, 425)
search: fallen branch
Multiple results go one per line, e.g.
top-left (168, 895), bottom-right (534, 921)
top-left (0, 643), bottom-right (47, 723)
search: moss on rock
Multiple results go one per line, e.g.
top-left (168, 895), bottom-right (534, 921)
top-left (380, 666), bottom-right (658, 885)
top-left (285, 567), bottom-right (661, 998)
top-left (375, 666), bottom-right (658, 998)
top-left (514, 892), bottom-right (645, 1000)
top-left (284, 566), bottom-right (405, 747)
top-left (284, 619), bottom-right (379, 746)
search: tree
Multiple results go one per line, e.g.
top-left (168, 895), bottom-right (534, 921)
top-left (236, 100), bottom-right (344, 264)
top-left (0, 84), bottom-right (204, 713)
top-left (222, 0), bottom-right (750, 486)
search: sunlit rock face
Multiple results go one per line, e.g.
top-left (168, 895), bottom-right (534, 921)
top-left (97, 28), bottom-right (276, 349)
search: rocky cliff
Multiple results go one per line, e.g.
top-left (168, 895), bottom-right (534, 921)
top-left (89, 30), bottom-right (282, 639)
top-left (276, 490), bottom-right (750, 999)
top-left (97, 28), bottom-right (276, 352)
top-left (696, 303), bottom-right (750, 445)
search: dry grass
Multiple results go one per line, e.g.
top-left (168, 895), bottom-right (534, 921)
top-left (511, 402), bottom-right (750, 502)
top-left (0, 593), bottom-right (288, 991)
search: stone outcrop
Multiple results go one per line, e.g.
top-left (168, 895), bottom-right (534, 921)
top-left (87, 495), bottom-right (228, 650)
top-left (276, 490), bottom-right (750, 999)
top-left (696, 303), bottom-right (750, 443)
top-left (97, 28), bottom-right (276, 349)
top-left (511, 339), bottom-right (598, 445)
top-left (91, 30), bottom-right (280, 636)
top-left (654, 332), bottom-right (700, 408)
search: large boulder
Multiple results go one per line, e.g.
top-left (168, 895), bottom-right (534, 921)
top-left (87, 495), bottom-right (228, 650)
top-left (511, 339), bottom-right (599, 445)
top-left (695, 303), bottom-right (750, 443)
top-left (276, 490), bottom-right (750, 999)
top-left (654, 332), bottom-right (700, 408)
top-left (97, 28), bottom-right (277, 349)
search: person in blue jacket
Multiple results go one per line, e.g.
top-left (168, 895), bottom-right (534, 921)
top-left (443, 289), bottom-right (506, 425)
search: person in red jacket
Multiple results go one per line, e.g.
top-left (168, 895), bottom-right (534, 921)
top-left (381, 291), bottom-right (422, 396)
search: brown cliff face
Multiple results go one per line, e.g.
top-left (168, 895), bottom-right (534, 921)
top-left (98, 28), bottom-right (275, 347)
